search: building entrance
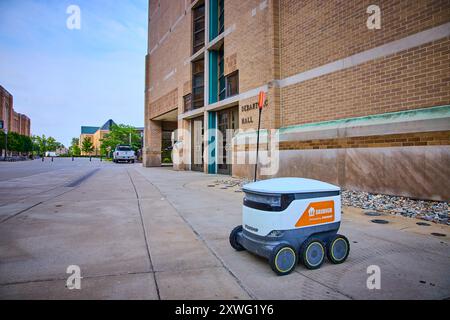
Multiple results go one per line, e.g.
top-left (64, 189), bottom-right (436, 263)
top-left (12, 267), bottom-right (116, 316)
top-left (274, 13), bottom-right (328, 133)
top-left (191, 116), bottom-right (204, 172)
top-left (217, 107), bottom-right (238, 175)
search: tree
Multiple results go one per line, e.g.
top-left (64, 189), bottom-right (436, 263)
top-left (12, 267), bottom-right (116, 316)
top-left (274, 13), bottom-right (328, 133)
top-left (32, 135), bottom-right (42, 155)
top-left (0, 132), bottom-right (33, 155)
top-left (46, 136), bottom-right (58, 151)
top-left (0, 131), bottom-right (5, 151)
top-left (100, 124), bottom-right (142, 157)
top-left (7, 132), bottom-right (21, 153)
top-left (30, 135), bottom-right (63, 155)
top-left (81, 136), bottom-right (94, 155)
top-left (32, 134), bottom-right (47, 155)
top-left (22, 136), bottom-right (33, 153)
top-left (69, 137), bottom-right (81, 156)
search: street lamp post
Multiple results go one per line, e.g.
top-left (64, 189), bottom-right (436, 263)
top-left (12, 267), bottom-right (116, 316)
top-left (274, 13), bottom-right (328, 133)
top-left (4, 129), bottom-right (7, 161)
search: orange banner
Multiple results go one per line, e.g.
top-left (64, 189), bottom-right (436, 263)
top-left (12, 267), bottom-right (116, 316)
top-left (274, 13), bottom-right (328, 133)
top-left (258, 91), bottom-right (265, 109)
top-left (295, 200), bottom-right (335, 227)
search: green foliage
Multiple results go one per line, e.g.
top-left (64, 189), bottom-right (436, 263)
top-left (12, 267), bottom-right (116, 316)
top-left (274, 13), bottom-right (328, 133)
top-left (100, 124), bottom-right (142, 157)
top-left (30, 134), bottom-right (64, 155)
top-left (7, 132), bottom-right (20, 152)
top-left (0, 131), bottom-right (4, 150)
top-left (32, 135), bottom-right (43, 154)
top-left (0, 131), bottom-right (33, 153)
top-left (46, 136), bottom-right (57, 151)
top-left (81, 136), bottom-right (94, 154)
top-left (23, 136), bottom-right (33, 153)
top-left (69, 137), bottom-right (81, 156)
top-left (71, 137), bottom-right (79, 146)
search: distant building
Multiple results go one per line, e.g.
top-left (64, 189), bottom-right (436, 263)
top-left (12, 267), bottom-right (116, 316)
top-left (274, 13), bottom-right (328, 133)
top-left (55, 146), bottom-right (69, 156)
top-left (79, 119), bottom-right (116, 156)
top-left (0, 85), bottom-right (31, 137)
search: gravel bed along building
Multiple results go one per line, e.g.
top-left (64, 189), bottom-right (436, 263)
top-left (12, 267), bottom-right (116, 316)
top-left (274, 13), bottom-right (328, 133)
top-left (212, 178), bottom-right (449, 225)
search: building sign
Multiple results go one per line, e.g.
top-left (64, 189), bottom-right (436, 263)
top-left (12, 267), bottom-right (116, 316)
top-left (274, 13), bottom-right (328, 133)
top-left (241, 102), bottom-right (259, 112)
top-left (240, 97), bottom-right (268, 125)
top-left (241, 102), bottom-right (259, 125)
top-left (242, 117), bottom-right (253, 124)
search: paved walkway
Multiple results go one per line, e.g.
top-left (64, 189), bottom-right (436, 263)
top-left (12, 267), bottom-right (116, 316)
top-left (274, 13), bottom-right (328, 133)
top-left (0, 159), bottom-right (449, 299)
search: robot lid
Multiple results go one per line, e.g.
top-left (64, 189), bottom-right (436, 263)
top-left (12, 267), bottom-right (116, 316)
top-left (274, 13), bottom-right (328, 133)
top-left (242, 177), bottom-right (340, 195)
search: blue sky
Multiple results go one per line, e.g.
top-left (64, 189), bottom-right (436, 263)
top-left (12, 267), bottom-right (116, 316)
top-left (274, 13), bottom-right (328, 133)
top-left (0, 0), bottom-right (148, 147)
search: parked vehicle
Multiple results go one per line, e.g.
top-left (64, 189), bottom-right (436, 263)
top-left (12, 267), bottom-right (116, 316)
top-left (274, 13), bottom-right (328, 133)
top-left (113, 145), bottom-right (135, 163)
top-left (45, 151), bottom-right (58, 157)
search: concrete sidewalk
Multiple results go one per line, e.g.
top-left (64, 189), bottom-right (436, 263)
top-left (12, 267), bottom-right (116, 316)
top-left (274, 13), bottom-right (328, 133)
top-left (133, 167), bottom-right (450, 300)
top-left (0, 162), bottom-right (449, 299)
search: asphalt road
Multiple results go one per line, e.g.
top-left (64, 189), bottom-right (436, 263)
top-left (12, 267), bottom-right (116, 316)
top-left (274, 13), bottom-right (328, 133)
top-left (0, 158), bottom-right (449, 299)
top-left (0, 157), bottom-right (94, 181)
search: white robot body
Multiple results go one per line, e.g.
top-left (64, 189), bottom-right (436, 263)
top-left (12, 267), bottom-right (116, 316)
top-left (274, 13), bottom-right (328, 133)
top-left (230, 178), bottom-right (349, 275)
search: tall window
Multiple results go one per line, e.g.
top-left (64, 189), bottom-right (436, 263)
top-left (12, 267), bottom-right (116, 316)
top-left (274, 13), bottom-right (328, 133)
top-left (192, 59), bottom-right (205, 109)
top-left (218, 45), bottom-right (225, 101)
top-left (183, 94), bottom-right (193, 112)
top-left (210, 0), bottom-right (224, 40)
top-left (226, 71), bottom-right (239, 98)
top-left (218, 0), bottom-right (224, 35)
top-left (192, 4), bottom-right (205, 54)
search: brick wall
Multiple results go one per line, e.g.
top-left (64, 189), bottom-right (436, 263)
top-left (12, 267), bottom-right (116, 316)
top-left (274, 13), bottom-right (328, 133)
top-left (282, 38), bottom-right (450, 126)
top-left (12, 111), bottom-right (20, 133)
top-left (147, 0), bottom-right (191, 118)
top-left (149, 88), bottom-right (178, 119)
top-left (279, 0), bottom-right (450, 127)
top-left (281, 36), bottom-right (450, 126)
top-left (19, 114), bottom-right (30, 136)
top-left (147, 0), bottom-right (450, 127)
top-left (0, 86), bottom-right (30, 136)
top-left (279, 131), bottom-right (450, 150)
top-left (280, 0), bottom-right (450, 78)
top-left (224, 0), bottom-right (272, 92)
top-left (0, 86), bottom-right (13, 132)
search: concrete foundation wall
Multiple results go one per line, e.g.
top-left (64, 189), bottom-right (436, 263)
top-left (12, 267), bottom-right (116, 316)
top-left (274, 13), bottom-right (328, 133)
top-left (232, 145), bottom-right (450, 201)
top-left (271, 146), bottom-right (450, 201)
top-left (233, 107), bottom-right (450, 201)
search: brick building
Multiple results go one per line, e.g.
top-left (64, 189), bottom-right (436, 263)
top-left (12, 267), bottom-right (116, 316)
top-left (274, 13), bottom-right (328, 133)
top-left (79, 120), bottom-right (144, 156)
top-left (144, 0), bottom-right (450, 201)
top-left (79, 119), bottom-right (116, 156)
top-left (0, 85), bottom-right (31, 137)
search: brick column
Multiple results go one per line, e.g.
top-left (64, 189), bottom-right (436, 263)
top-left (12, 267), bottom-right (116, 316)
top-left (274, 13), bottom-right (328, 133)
top-left (143, 119), bottom-right (162, 167)
top-left (267, 0), bottom-right (281, 130)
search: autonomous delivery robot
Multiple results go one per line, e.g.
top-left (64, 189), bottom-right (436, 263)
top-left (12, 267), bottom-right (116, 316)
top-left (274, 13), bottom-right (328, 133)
top-left (229, 177), bottom-right (350, 276)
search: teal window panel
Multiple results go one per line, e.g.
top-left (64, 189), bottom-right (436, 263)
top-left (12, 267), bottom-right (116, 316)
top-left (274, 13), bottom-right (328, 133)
top-left (208, 111), bottom-right (217, 174)
top-left (209, 0), bottom-right (219, 41)
top-left (209, 50), bottom-right (218, 104)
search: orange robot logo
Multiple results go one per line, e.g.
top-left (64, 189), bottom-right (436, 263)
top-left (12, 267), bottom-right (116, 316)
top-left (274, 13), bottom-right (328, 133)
top-left (295, 201), bottom-right (335, 227)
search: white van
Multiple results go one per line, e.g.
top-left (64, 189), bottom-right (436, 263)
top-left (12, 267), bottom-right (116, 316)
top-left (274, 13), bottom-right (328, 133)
top-left (45, 151), bottom-right (57, 157)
